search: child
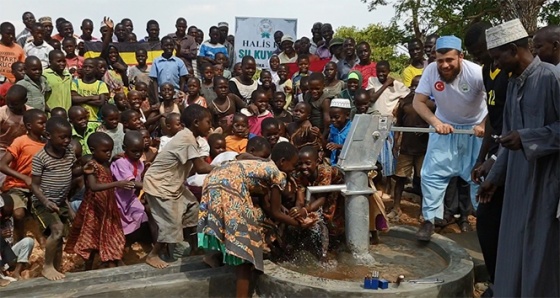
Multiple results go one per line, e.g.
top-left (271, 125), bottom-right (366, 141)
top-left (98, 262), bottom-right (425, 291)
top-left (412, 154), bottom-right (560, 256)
top-left (16, 56), bottom-right (51, 111)
top-left (62, 38), bottom-right (83, 78)
top-left (258, 70), bottom-right (276, 100)
top-left (366, 61), bottom-right (409, 116)
top-left (295, 76), bottom-right (310, 104)
top-left (197, 26), bottom-right (227, 67)
top-left (30, 117), bottom-right (76, 280)
top-left (292, 55), bottom-right (311, 98)
top-left (303, 72), bottom-right (331, 139)
top-left (0, 22), bottom-right (25, 84)
top-left (208, 76), bottom-right (247, 127)
top-left (215, 52), bottom-right (231, 79)
top-left (158, 113), bottom-right (183, 152)
top-left (143, 104), bottom-right (213, 269)
top-left (0, 85), bottom-right (31, 155)
top-left (68, 105), bottom-right (99, 155)
top-left (229, 56), bottom-right (259, 103)
top-left (149, 36), bottom-right (188, 97)
top-left (225, 113), bottom-right (254, 153)
top-left (68, 139), bottom-right (85, 213)
top-left (261, 117), bottom-right (289, 149)
top-left (140, 128), bottom-right (158, 163)
top-left (269, 54), bottom-right (280, 85)
top-left (212, 64), bottom-right (224, 78)
top-left (71, 58), bottom-right (110, 121)
top-left (0, 62), bottom-right (25, 106)
top-left (121, 109), bottom-right (144, 132)
top-left (0, 109), bottom-right (47, 243)
top-left (240, 89), bottom-right (273, 136)
top-left (127, 90), bottom-right (149, 124)
top-left (65, 132), bottom-right (133, 270)
top-left (200, 64), bottom-right (216, 104)
top-left (95, 58), bottom-right (108, 81)
top-left (352, 42), bottom-right (377, 89)
top-left (23, 23), bottom-right (54, 69)
top-left (271, 92), bottom-right (293, 124)
top-left (207, 133), bottom-right (226, 163)
top-left (158, 83), bottom-right (181, 133)
top-left (127, 48), bottom-right (151, 87)
top-left (43, 50), bottom-right (73, 111)
top-left (326, 98), bottom-right (352, 165)
top-left (50, 107), bottom-right (67, 119)
top-left (110, 131), bottom-right (151, 243)
top-left (114, 91), bottom-right (130, 111)
top-left (350, 89), bottom-right (371, 119)
top-left (288, 102), bottom-right (325, 162)
top-left (292, 146), bottom-right (344, 259)
top-left (97, 104), bottom-right (125, 158)
top-left (339, 71), bottom-right (363, 104)
top-left (390, 75), bottom-right (431, 219)
top-left (276, 64), bottom-right (293, 109)
top-left (228, 62), bottom-right (239, 77)
top-left (323, 61), bottom-right (344, 99)
top-left (184, 78), bottom-right (207, 108)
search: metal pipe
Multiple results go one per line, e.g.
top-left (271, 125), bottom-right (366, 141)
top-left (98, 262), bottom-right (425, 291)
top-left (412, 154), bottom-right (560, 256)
top-left (344, 171), bottom-right (373, 262)
top-left (305, 184), bottom-right (346, 202)
top-left (390, 126), bottom-right (475, 134)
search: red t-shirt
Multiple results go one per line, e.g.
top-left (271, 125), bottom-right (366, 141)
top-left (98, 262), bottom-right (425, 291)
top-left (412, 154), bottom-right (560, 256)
top-left (0, 81), bottom-right (13, 106)
top-left (352, 62), bottom-right (377, 89)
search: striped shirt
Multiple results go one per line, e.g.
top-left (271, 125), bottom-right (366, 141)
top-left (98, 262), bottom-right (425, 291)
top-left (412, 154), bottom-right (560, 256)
top-left (31, 147), bottom-right (76, 205)
top-left (197, 41), bottom-right (227, 60)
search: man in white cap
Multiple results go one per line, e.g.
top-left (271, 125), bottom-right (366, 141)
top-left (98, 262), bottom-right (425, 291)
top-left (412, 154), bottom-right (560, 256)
top-left (478, 19), bottom-right (560, 297)
top-left (217, 22), bottom-right (234, 70)
top-left (412, 35), bottom-right (487, 241)
top-left (278, 35), bottom-right (298, 64)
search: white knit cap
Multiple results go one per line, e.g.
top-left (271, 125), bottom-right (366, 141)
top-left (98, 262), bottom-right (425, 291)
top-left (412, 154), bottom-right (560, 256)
top-left (486, 19), bottom-right (528, 50)
top-left (330, 98), bottom-right (351, 109)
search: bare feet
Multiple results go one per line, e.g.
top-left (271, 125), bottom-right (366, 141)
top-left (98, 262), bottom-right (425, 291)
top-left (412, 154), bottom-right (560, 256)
top-left (146, 253), bottom-right (169, 269)
top-left (42, 266), bottom-right (65, 281)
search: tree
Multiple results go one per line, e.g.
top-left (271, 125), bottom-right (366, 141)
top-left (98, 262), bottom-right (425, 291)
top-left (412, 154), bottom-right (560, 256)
top-left (334, 24), bottom-right (410, 74)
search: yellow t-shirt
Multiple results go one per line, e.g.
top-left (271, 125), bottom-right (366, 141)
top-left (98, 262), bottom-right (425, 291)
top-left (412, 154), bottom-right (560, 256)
top-left (401, 65), bottom-right (424, 87)
top-left (71, 79), bottom-right (109, 121)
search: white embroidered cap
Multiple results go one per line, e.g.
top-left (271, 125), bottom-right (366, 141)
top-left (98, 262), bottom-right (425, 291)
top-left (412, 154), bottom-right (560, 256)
top-left (486, 19), bottom-right (528, 50)
top-left (330, 98), bottom-right (352, 109)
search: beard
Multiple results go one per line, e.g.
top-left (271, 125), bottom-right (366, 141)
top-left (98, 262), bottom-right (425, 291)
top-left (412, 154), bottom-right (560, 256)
top-left (438, 65), bottom-right (461, 83)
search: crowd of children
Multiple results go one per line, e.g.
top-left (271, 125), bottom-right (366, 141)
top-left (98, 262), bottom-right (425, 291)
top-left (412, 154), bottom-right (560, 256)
top-left (0, 10), bottom-right (482, 296)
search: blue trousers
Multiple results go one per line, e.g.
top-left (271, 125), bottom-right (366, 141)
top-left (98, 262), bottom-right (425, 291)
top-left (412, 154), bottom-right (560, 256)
top-left (421, 126), bottom-right (482, 222)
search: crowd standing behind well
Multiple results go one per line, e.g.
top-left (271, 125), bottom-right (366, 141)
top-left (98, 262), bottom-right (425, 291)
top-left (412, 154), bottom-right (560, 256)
top-left (0, 11), bottom-right (559, 298)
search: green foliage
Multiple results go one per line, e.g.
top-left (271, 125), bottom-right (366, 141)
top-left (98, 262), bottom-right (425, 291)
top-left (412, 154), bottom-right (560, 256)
top-left (539, 0), bottom-right (560, 25)
top-left (334, 24), bottom-right (410, 74)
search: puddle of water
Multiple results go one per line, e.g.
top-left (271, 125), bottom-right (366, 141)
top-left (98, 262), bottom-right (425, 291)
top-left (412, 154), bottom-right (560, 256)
top-left (280, 237), bottom-right (447, 282)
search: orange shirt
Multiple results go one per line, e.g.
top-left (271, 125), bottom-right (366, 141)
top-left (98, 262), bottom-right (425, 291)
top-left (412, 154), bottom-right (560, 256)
top-left (2, 134), bottom-right (45, 191)
top-left (0, 43), bottom-right (25, 83)
top-left (225, 135), bottom-right (248, 153)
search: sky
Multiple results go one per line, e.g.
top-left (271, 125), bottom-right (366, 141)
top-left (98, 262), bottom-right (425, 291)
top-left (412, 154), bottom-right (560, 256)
top-left (0, 0), bottom-right (395, 39)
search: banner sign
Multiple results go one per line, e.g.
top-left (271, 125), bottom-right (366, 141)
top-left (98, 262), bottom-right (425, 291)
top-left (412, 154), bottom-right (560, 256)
top-left (234, 17), bottom-right (297, 69)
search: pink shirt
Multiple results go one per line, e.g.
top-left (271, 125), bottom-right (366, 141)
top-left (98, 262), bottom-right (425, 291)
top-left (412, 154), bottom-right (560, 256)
top-left (352, 62), bottom-right (377, 89)
top-left (241, 109), bottom-right (273, 136)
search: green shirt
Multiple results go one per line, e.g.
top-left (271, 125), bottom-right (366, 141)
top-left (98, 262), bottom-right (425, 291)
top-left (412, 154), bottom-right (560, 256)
top-left (16, 75), bottom-right (51, 111)
top-left (72, 122), bottom-right (100, 155)
top-left (43, 68), bottom-right (72, 111)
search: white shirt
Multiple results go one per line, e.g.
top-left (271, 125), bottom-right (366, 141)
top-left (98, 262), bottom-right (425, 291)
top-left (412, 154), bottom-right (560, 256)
top-left (366, 77), bottom-right (410, 116)
top-left (23, 42), bottom-right (54, 69)
top-left (416, 59), bottom-right (487, 126)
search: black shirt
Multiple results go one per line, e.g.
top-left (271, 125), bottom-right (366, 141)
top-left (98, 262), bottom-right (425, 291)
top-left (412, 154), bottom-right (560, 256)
top-left (482, 64), bottom-right (508, 155)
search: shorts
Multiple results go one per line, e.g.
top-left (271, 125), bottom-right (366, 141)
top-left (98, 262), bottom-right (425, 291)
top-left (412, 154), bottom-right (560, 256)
top-left (395, 154), bottom-right (425, 178)
top-left (145, 192), bottom-right (199, 244)
top-left (2, 188), bottom-right (31, 210)
top-left (31, 200), bottom-right (69, 235)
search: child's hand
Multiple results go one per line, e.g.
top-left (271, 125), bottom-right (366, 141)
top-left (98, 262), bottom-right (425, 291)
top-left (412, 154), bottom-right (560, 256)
top-left (115, 180), bottom-right (135, 190)
top-left (384, 76), bottom-right (395, 87)
top-left (82, 161), bottom-right (96, 175)
top-left (23, 176), bottom-right (32, 188)
top-left (1, 228), bottom-right (13, 238)
top-left (392, 145), bottom-right (400, 158)
top-left (326, 143), bottom-right (342, 151)
top-left (45, 201), bottom-right (60, 213)
top-left (247, 103), bottom-right (259, 115)
top-left (309, 127), bottom-right (321, 137)
top-left (103, 17), bottom-right (114, 29)
top-left (300, 214), bottom-right (319, 229)
top-left (284, 85), bottom-right (292, 94)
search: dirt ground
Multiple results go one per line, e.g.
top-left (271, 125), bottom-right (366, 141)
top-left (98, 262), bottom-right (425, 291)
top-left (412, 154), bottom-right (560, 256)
top-left (6, 191), bottom-right (483, 296)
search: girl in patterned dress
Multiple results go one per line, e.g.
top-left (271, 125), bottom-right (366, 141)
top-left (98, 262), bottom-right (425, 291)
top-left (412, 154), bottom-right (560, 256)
top-left (65, 133), bottom-right (134, 269)
top-left (198, 142), bottom-right (316, 297)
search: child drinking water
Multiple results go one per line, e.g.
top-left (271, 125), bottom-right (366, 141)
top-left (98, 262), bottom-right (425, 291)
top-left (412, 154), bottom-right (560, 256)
top-left (97, 104), bottom-right (125, 158)
top-left (240, 89), bottom-right (273, 136)
top-left (326, 98), bottom-right (352, 165)
top-left (65, 132), bottom-right (134, 270)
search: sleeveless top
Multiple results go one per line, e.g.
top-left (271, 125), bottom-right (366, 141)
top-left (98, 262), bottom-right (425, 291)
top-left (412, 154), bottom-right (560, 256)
top-left (230, 77), bottom-right (258, 103)
top-left (304, 92), bottom-right (329, 132)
